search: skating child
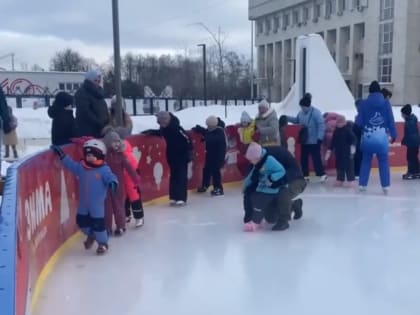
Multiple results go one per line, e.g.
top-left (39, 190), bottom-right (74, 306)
top-left (243, 142), bottom-right (286, 232)
top-left (51, 139), bottom-right (118, 255)
top-left (103, 130), bottom-right (141, 235)
top-left (401, 104), bottom-right (420, 179)
top-left (4, 106), bottom-right (18, 160)
top-left (324, 116), bottom-right (357, 187)
top-left (114, 126), bottom-right (145, 227)
top-left (193, 115), bottom-right (227, 196)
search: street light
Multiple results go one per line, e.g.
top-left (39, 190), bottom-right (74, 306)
top-left (197, 44), bottom-right (207, 106)
top-left (112, 0), bottom-right (123, 125)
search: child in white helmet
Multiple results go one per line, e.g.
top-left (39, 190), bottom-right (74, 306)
top-left (51, 139), bottom-right (118, 255)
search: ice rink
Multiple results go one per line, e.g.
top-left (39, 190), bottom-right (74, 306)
top-left (34, 173), bottom-right (420, 315)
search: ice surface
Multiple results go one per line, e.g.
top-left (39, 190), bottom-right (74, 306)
top-left (34, 174), bottom-right (420, 315)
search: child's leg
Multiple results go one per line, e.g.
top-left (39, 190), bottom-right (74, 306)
top-left (12, 145), bottom-right (18, 158)
top-left (407, 146), bottom-right (419, 174)
top-left (346, 156), bottom-right (356, 182)
top-left (212, 167), bottom-right (223, 191)
top-left (76, 213), bottom-right (92, 236)
top-left (112, 187), bottom-right (126, 231)
top-left (243, 192), bottom-right (253, 223)
top-left (104, 195), bottom-right (114, 233)
top-left (250, 192), bottom-right (275, 224)
top-left (125, 197), bottom-right (131, 219)
top-left (201, 163), bottom-right (211, 189)
top-left (91, 217), bottom-right (108, 246)
top-left (131, 199), bottom-right (144, 219)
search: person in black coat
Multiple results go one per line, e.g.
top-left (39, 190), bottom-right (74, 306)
top-left (0, 87), bottom-right (11, 134)
top-left (48, 91), bottom-right (76, 146)
top-left (193, 116), bottom-right (227, 196)
top-left (243, 143), bottom-right (307, 231)
top-left (401, 104), bottom-right (420, 179)
top-left (325, 115), bottom-right (357, 186)
top-left (74, 70), bottom-right (109, 138)
top-left (142, 111), bottom-right (192, 206)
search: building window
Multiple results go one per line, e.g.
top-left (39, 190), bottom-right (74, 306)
top-left (257, 20), bottom-right (263, 34)
top-left (66, 83), bottom-right (72, 91)
top-left (265, 18), bottom-right (271, 34)
top-left (338, 0), bottom-right (346, 11)
top-left (379, 22), bottom-right (393, 54)
top-left (357, 53), bottom-right (364, 69)
top-left (59, 83), bottom-right (65, 90)
top-left (380, 0), bottom-right (394, 21)
top-left (283, 13), bottom-right (290, 29)
top-left (273, 16), bottom-right (280, 31)
top-left (378, 58), bottom-right (392, 82)
top-left (314, 4), bottom-right (321, 18)
top-left (293, 10), bottom-right (300, 25)
top-left (326, 0), bottom-right (336, 16)
top-left (344, 56), bottom-right (350, 71)
top-left (303, 7), bottom-right (310, 21)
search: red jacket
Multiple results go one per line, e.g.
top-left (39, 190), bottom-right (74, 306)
top-left (123, 141), bottom-right (141, 202)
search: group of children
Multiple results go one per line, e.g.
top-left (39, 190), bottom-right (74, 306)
top-left (52, 127), bottom-right (144, 255)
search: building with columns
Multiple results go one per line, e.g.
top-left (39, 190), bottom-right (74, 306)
top-left (249, 0), bottom-right (420, 105)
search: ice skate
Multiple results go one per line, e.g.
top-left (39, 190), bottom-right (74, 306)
top-left (319, 174), bottom-right (328, 182)
top-left (210, 188), bottom-right (224, 196)
top-left (197, 186), bottom-right (208, 193)
top-left (96, 243), bottom-right (109, 255)
top-left (292, 198), bottom-right (303, 220)
top-left (175, 200), bottom-right (186, 207)
top-left (271, 221), bottom-right (290, 231)
top-left (126, 216), bottom-right (132, 223)
top-left (243, 222), bottom-right (261, 232)
top-left (169, 200), bottom-right (177, 206)
top-left (135, 218), bottom-right (144, 228)
top-left (83, 235), bottom-right (95, 250)
top-left (382, 187), bottom-right (390, 195)
top-left (402, 173), bottom-right (417, 180)
top-left (114, 228), bottom-right (125, 236)
top-left (359, 186), bottom-right (367, 192)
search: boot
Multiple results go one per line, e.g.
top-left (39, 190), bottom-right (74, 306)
top-left (83, 235), bottom-right (95, 250)
top-left (12, 146), bottom-right (18, 159)
top-left (292, 198), bottom-right (303, 220)
top-left (197, 186), bottom-right (208, 193)
top-left (271, 221), bottom-right (290, 231)
top-left (96, 243), bottom-right (109, 255)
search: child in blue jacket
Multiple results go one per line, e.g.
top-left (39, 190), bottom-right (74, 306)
top-left (52, 139), bottom-right (118, 255)
top-left (401, 104), bottom-right (420, 179)
top-left (243, 142), bottom-right (286, 232)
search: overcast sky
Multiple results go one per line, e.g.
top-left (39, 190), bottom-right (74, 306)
top-left (0, 0), bottom-right (251, 71)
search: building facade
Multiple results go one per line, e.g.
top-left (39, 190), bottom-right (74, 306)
top-left (249, 0), bottom-right (420, 105)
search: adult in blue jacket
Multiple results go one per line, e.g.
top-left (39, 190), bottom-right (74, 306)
top-left (286, 94), bottom-right (327, 181)
top-left (355, 81), bottom-right (397, 193)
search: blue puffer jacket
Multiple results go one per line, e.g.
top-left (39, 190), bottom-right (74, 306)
top-left (244, 150), bottom-right (286, 194)
top-left (287, 106), bottom-right (325, 144)
top-left (356, 92), bottom-right (397, 154)
top-left (62, 156), bottom-right (118, 218)
top-left (402, 114), bottom-right (420, 148)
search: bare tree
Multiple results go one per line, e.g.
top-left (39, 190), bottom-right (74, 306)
top-left (50, 49), bottom-right (89, 72)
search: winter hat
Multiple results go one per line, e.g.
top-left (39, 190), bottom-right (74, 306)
top-left (240, 111), bottom-right (252, 124)
top-left (85, 69), bottom-right (102, 82)
top-left (304, 92), bottom-right (312, 100)
top-left (258, 99), bottom-right (270, 110)
top-left (156, 111), bottom-right (171, 126)
top-left (103, 131), bottom-right (122, 149)
top-left (335, 115), bottom-right (347, 128)
top-left (299, 95), bottom-right (311, 107)
top-left (401, 104), bottom-right (412, 116)
top-left (54, 91), bottom-right (73, 107)
top-left (245, 142), bottom-right (263, 161)
top-left (83, 139), bottom-right (107, 161)
top-left (115, 126), bottom-right (131, 140)
top-left (369, 81), bottom-right (381, 93)
top-left (206, 115), bottom-right (218, 128)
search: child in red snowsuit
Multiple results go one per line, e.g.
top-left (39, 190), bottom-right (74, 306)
top-left (103, 131), bottom-right (140, 235)
top-left (114, 127), bottom-right (145, 228)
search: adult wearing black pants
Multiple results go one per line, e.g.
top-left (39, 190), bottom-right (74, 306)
top-left (243, 143), bottom-right (307, 231)
top-left (142, 111), bottom-right (192, 206)
top-left (285, 94), bottom-right (327, 182)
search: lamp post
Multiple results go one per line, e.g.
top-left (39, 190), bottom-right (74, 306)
top-left (112, 0), bottom-right (123, 125)
top-left (197, 44), bottom-right (207, 106)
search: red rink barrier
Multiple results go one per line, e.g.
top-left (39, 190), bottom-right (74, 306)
top-left (0, 123), bottom-right (408, 315)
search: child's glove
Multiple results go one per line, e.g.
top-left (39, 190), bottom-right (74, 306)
top-left (51, 145), bottom-right (66, 160)
top-left (324, 150), bottom-right (332, 161)
top-left (350, 145), bottom-right (356, 155)
top-left (109, 181), bottom-right (118, 193)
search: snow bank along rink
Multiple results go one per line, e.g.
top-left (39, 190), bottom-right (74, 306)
top-left (0, 103), bottom-right (418, 315)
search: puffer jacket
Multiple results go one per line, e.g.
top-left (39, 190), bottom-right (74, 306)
top-left (402, 114), bottom-right (420, 148)
top-left (123, 141), bottom-right (141, 202)
top-left (243, 149), bottom-right (286, 194)
top-left (238, 121), bottom-right (256, 145)
top-left (287, 106), bottom-right (325, 145)
top-left (75, 80), bottom-right (110, 138)
top-left (255, 108), bottom-right (280, 146)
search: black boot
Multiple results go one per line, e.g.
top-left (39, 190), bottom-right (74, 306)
top-left (272, 221), bottom-right (290, 231)
top-left (292, 198), bottom-right (303, 220)
top-left (12, 146), bottom-right (18, 159)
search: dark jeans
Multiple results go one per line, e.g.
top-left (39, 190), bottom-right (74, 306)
top-left (336, 156), bottom-right (355, 182)
top-left (301, 144), bottom-right (325, 177)
top-left (169, 163), bottom-right (188, 202)
top-left (407, 146), bottom-right (420, 174)
top-left (202, 164), bottom-right (223, 190)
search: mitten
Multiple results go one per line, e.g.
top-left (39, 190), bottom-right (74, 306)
top-left (51, 145), bottom-right (66, 160)
top-left (324, 150), bottom-right (332, 161)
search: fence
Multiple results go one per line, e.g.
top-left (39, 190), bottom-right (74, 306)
top-left (5, 95), bottom-right (258, 116)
